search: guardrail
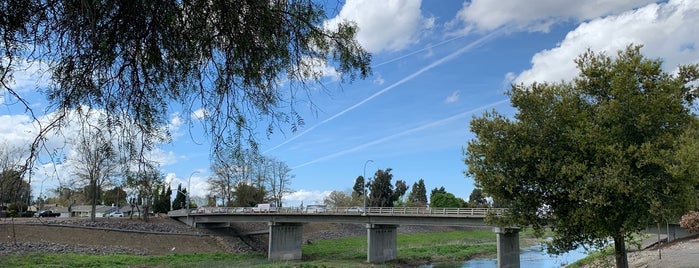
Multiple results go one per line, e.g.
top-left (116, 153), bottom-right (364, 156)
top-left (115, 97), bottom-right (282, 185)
top-left (185, 206), bottom-right (505, 217)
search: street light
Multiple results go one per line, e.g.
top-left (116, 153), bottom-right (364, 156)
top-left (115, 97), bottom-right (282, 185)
top-left (186, 171), bottom-right (200, 220)
top-left (363, 160), bottom-right (373, 215)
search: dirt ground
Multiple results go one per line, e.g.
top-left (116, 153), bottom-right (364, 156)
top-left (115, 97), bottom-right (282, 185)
top-left (0, 217), bottom-right (240, 255)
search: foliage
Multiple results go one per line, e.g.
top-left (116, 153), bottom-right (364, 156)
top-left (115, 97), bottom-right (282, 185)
top-left (323, 190), bottom-right (355, 208)
top-left (232, 183), bottom-right (266, 207)
top-left (430, 192), bottom-right (462, 208)
top-left (407, 179), bottom-right (428, 207)
top-left (352, 175), bottom-right (365, 198)
top-left (0, 169), bottom-right (29, 206)
top-left (3, 1), bottom-right (371, 180)
top-left (172, 184), bottom-right (187, 210)
top-left (680, 211), bottom-right (699, 233)
top-left (152, 184), bottom-right (172, 213)
top-left (464, 45), bottom-right (699, 268)
top-left (125, 168), bottom-right (164, 221)
top-left (103, 187), bottom-right (127, 207)
top-left (367, 168), bottom-right (408, 207)
top-left (430, 186), bottom-right (446, 198)
top-left (468, 188), bottom-right (488, 207)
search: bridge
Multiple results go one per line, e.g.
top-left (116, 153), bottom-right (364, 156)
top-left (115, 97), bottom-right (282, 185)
top-left (168, 207), bottom-right (519, 267)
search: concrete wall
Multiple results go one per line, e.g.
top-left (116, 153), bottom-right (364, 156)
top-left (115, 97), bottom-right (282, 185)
top-left (366, 224), bottom-right (398, 263)
top-left (268, 222), bottom-right (304, 261)
top-left (494, 227), bottom-right (520, 268)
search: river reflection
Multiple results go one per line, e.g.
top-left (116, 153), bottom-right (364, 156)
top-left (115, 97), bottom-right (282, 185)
top-left (422, 245), bottom-right (588, 268)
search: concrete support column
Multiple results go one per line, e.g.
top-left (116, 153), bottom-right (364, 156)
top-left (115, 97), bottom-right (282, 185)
top-left (268, 222), bottom-right (304, 261)
top-left (493, 227), bottom-right (520, 268)
top-left (366, 224), bottom-right (398, 263)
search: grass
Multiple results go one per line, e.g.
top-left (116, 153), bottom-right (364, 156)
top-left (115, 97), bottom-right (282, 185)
top-left (0, 229), bottom-right (548, 267)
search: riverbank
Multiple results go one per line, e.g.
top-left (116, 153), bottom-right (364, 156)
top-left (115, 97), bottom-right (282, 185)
top-left (1, 216), bottom-right (519, 267)
top-left (572, 234), bottom-right (699, 268)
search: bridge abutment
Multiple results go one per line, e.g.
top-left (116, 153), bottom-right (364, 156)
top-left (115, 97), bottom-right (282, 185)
top-left (268, 222), bottom-right (304, 261)
top-left (366, 224), bottom-right (398, 263)
top-left (493, 227), bottom-right (520, 268)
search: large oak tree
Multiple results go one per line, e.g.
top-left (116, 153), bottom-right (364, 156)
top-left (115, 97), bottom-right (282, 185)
top-left (465, 46), bottom-right (699, 268)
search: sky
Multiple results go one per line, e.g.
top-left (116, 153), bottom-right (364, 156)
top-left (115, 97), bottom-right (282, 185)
top-left (2, 0), bottom-right (699, 206)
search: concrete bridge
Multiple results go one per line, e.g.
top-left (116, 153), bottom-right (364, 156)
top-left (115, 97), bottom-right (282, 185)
top-left (168, 207), bottom-right (519, 267)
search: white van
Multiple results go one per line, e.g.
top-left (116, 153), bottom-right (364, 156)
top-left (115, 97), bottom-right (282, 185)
top-left (252, 203), bottom-right (277, 213)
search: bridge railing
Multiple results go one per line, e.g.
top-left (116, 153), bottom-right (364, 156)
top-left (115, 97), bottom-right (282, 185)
top-left (185, 206), bottom-right (505, 217)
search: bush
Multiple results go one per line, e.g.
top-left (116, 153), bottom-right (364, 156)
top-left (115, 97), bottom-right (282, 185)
top-left (680, 211), bottom-right (699, 233)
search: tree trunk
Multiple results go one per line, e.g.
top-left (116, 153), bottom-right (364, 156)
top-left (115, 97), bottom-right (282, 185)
top-left (90, 180), bottom-right (97, 222)
top-left (613, 234), bottom-right (629, 268)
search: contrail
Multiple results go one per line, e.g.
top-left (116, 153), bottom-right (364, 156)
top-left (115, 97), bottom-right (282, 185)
top-left (291, 98), bottom-right (510, 169)
top-left (264, 29), bottom-right (505, 154)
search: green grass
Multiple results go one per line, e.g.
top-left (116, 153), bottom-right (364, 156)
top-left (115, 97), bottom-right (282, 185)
top-left (0, 229), bottom-right (543, 267)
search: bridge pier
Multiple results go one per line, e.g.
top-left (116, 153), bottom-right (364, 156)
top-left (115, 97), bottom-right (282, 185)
top-left (268, 222), bottom-right (304, 261)
top-left (494, 227), bottom-right (520, 268)
top-left (366, 224), bottom-right (398, 263)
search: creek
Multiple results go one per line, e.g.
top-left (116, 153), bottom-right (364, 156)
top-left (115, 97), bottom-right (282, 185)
top-left (420, 244), bottom-right (588, 268)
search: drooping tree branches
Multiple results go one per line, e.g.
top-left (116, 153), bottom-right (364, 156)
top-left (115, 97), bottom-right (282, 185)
top-left (3, 0), bottom-right (371, 177)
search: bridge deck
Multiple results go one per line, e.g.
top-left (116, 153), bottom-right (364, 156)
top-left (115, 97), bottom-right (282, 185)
top-left (168, 207), bottom-right (504, 227)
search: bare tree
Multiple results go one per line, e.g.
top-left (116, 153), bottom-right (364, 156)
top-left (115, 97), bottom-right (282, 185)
top-left (69, 117), bottom-right (118, 221)
top-left (266, 158), bottom-right (294, 207)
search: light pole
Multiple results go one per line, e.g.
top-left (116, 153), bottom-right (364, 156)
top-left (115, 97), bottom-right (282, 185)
top-left (363, 160), bottom-right (373, 215)
top-left (186, 171), bottom-right (200, 220)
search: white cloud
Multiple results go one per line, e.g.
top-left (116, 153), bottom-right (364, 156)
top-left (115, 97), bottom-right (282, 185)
top-left (444, 90), bottom-right (460, 103)
top-left (191, 108), bottom-right (207, 120)
top-left (373, 74), bottom-right (385, 85)
top-left (168, 112), bottom-right (184, 139)
top-left (283, 189), bottom-right (333, 206)
top-left (168, 171), bottom-right (209, 199)
top-left (452, 0), bottom-right (657, 34)
top-left (515, 0), bottom-right (699, 84)
top-left (325, 0), bottom-right (430, 53)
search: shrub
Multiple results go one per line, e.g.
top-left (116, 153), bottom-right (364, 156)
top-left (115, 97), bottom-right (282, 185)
top-left (680, 211), bottom-right (699, 233)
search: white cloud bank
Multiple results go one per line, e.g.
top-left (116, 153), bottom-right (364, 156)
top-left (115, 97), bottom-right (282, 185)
top-left (325, 0), bottom-right (432, 53)
top-left (514, 0), bottom-right (699, 84)
top-left (453, 0), bottom-right (657, 33)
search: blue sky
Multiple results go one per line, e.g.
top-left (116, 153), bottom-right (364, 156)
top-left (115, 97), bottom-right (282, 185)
top-left (3, 0), bottom-right (699, 206)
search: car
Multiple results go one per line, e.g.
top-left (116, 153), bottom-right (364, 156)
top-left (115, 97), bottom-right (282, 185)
top-left (109, 211), bottom-right (124, 217)
top-left (36, 210), bottom-right (61, 217)
top-left (305, 205), bottom-right (326, 213)
top-left (345, 206), bottom-right (364, 214)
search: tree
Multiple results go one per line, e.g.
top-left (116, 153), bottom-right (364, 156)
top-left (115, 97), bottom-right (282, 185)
top-left (266, 158), bottom-right (294, 207)
top-left (407, 179), bottom-right (428, 207)
top-left (232, 183), bottom-right (266, 207)
top-left (465, 46), bottom-right (699, 268)
top-left (5, 1), bottom-right (371, 180)
top-left (468, 188), bottom-right (488, 208)
top-left (125, 167), bottom-right (164, 222)
top-left (367, 168), bottom-right (408, 207)
top-left (430, 192), bottom-right (462, 208)
top-left (69, 119), bottom-right (118, 222)
top-left (103, 187), bottom-right (127, 208)
top-left (430, 186), bottom-right (446, 200)
top-left (323, 190), bottom-right (355, 208)
top-left (172, 184), bottom-right (187, 210)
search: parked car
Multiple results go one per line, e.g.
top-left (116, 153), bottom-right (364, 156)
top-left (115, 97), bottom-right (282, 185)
top-left (252, 203), bottom-right (277, 213)
top-left (36, 210), bottom-right (60, 217)
top-left (109, 211), bottom-right (124, 217)
top-left (345, 206), bottom-right (364, 214)
top-left (305, 205), bottom-right (327, 213)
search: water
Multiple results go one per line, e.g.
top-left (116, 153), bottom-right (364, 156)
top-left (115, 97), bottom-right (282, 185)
top-left (422, 244), bottom-right (589, 268)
